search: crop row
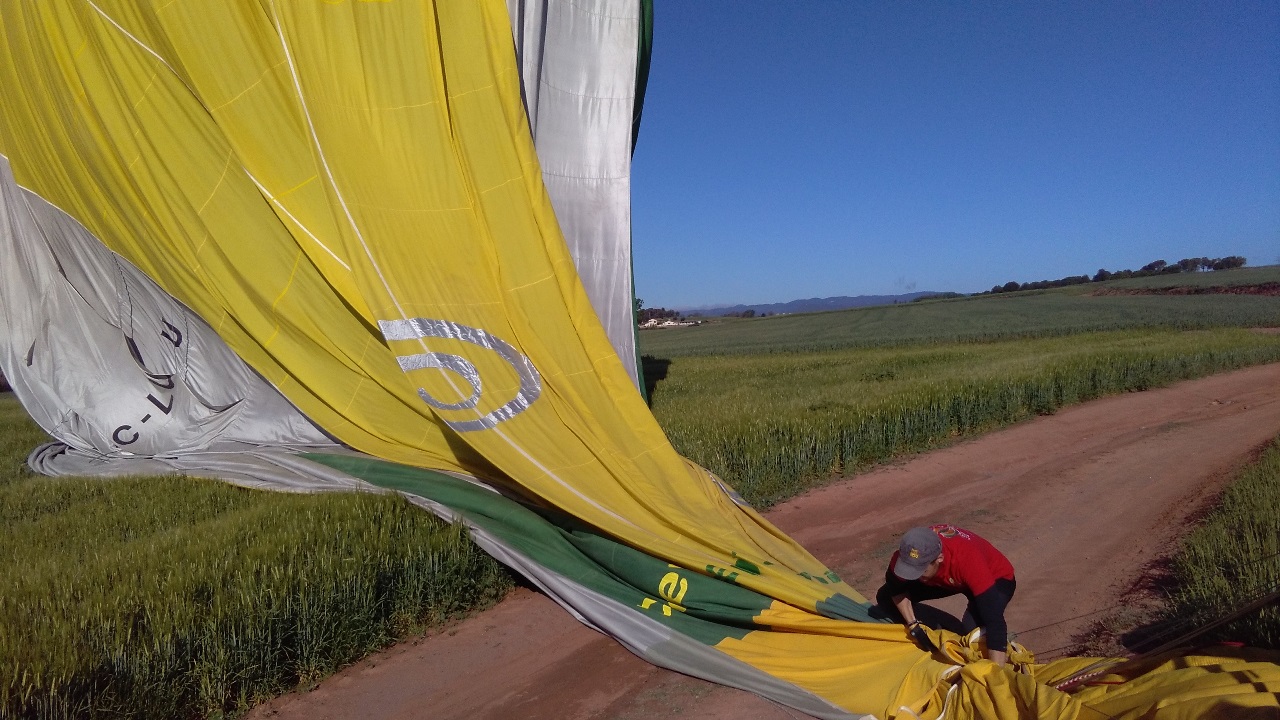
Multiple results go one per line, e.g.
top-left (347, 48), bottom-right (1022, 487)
top-left (641, 269), bottom-right (1280, 358)
top-left (651, 329), bottom-right (1280, 506)
top-left (3, 327), bottom-right (1279, 717)
top-left (1169, 435), bottom-right (1280, 650)
top-left (0, 473), bottom-right (513, 720)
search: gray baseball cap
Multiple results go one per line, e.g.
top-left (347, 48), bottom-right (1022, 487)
top-left (893, 526), bottom-right (942, 580)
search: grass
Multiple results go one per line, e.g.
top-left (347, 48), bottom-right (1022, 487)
top-left (1166, 435), bottom-right (1280, 650)
top-left (4, 268), bottom-right (1280, 716)
top-left (0, 393), bottom-right (49, 478)
top-left (641, 266), bottom-right (1280, 357)
top-left (0, 405), bottom-right (514, 720)
top-left (648, 328), bottom-right (1280, 506)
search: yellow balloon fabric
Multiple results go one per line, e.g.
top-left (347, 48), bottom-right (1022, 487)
top-left (2, 2), bottom-right (1277, 718)
top-left (1, 0), bottom-right (837, 606)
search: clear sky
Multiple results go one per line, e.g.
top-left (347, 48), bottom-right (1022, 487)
top-left (629, 2), bottom-right (1280, 309)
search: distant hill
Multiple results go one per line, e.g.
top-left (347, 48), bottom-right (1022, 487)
top-left (678, 292), bottom-right (949, 317)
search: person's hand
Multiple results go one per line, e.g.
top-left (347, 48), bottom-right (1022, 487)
top-left (907, 621), bottom-right (937, 652)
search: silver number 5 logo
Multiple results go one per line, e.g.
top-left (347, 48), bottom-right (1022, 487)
top-left (379, 318), bottom-right (541, 432)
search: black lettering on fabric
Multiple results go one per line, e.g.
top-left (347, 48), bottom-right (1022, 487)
top-left (112, 425), bottom-right (139, 445)
top-left (147, 374), bottom-right (175, 390)
top-left (161, 320), bottom-right (183, 348)
top-left (146, 393), bottom-right (174, 414)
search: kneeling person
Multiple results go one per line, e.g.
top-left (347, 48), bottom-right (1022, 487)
top-left (877, 525), bottom-right (1016, 664)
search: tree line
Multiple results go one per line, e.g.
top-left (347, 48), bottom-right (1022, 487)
top-left (638, 306), bottom-right (684, 322)
top-left (983, 255), bottom-right (1247, 295)
top-left (635, 301), bottom-right (762, 324)
top-left (634, 298), bottom-right (685, 323)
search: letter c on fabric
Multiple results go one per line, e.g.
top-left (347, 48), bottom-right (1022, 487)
top-left (379, 318), bottom-right (541, 432)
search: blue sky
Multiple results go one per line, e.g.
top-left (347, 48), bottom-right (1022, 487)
top-left (629, 2), bottom-right (1280, 309)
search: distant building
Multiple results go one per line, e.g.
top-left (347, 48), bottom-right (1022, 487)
top-left (639, 318), bottom-right (698, 329)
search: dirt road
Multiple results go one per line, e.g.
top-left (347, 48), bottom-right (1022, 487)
top-left (249, 361), bottom-right (1280, 720)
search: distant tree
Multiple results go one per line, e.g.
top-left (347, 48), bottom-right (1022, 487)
top-left (635, 297), bottom-right (644, 313)
top-left (1138, 259), bottom-right (1168, 275)
top-left (981, 252), bottom-right (1246, 297)
top-left (741, 309), bottom-right (755, 318)
top-left (912, 292), bottom-right (964, 302)
top-left (638, 306), bottom-right (683, 324)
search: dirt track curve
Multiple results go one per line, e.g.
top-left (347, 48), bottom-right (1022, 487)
top-left (249, 361), bottom-right (1280, 720)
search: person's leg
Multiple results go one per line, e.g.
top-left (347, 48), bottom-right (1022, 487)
top-left (914, 601), bottom-right (971, 636)
top-left (963, 578), bottom-right (1017, 645)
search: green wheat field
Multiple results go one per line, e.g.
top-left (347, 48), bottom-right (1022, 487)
top-left (3, 267), bottom-right (1279, 718)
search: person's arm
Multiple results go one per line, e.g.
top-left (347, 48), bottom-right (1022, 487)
top-left (892, 593), bottom-right (916, 625)
top-left (882, 558), bottom-right (913, 621)
top-left (894, 594), bottom-right (938, 652)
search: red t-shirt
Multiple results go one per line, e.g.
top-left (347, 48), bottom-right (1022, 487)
top-left (891, 524), bottom-right (1014, 596)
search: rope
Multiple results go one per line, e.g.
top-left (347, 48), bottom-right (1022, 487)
top-left (1052, 580), bottom-right (1280, 692)
top-left (1017, 566), bottom-right (1280, 658)
top-left (1237, 548), bottom-right (1280, 569)
top-left (1012, 606), bottom-right (1116, 637)
top-left (1114, 577), bottom-right (1280, 657)
top-left (1125, 581), bottom-right (1280, 658)
top-left (1013, 602), bottom-right (1176, 660)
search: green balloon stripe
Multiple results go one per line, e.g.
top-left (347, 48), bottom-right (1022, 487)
top-left (304, 453), bottom-right (775, 645)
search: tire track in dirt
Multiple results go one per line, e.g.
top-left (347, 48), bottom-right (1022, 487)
top-left (248, 362), bottom-right (1280, 720)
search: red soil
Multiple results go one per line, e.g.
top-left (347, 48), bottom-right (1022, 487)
top-left (247, 362), bottom-right (1280, 720)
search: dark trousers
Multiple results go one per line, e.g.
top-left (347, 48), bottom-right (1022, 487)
top-left (873, 578), bottom-right (1016, 638)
